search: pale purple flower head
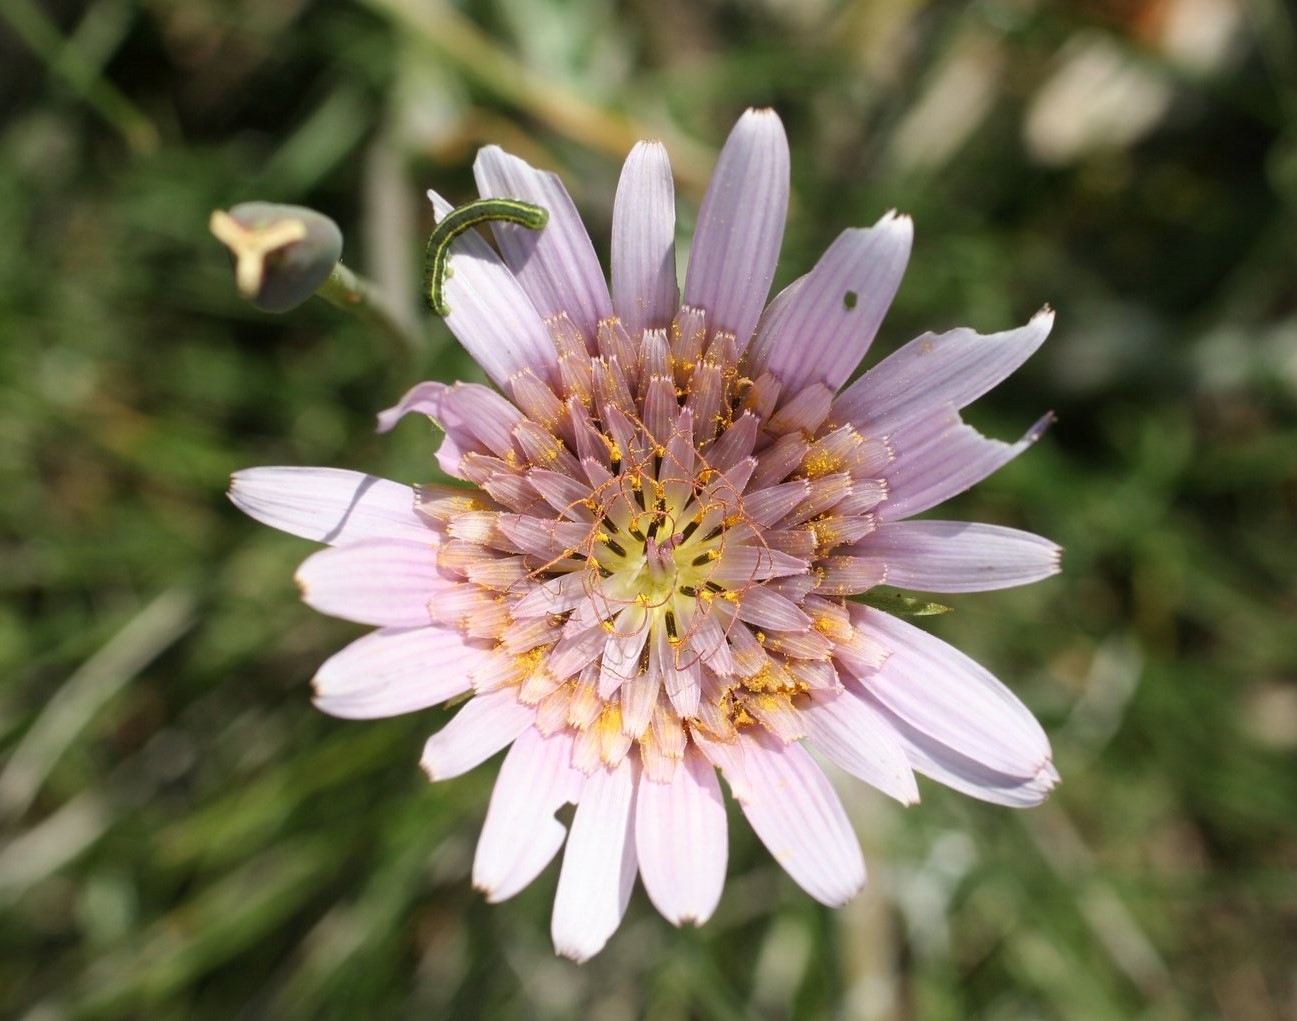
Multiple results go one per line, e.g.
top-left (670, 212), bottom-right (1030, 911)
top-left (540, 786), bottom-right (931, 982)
top-left (230, 109), bottom-right (1060, 962)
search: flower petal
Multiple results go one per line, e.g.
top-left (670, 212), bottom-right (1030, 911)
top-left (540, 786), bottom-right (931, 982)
top-left (473, 727), bottom-right (586, 902)
top-left (862, 691), bottom-right (1059, 807)
top-left (847, 521), bottom-right (1061, 592)
top-left (294, 538), bottom-right (445, 627)
top-left (473, 147), bottom-right (612, 341)
top-left (716, 730), bottom-right (866, 906)
top-left (835, 307), bottom-right (1054, 434)
top-left (551, 758), bottom-right (638, 962)
top-left (708, 545), bottom-right (810, 586)
top-left (847, 607), bottom-right (1052, 781)
top-left (377, 380), bottom-right (524, 478)
top-left (312, 625), bottom-right (487, 719)
top-left (683, 109), bottom-right (789, 351)
top-left (748, 212), bottom-right (913, 392)
top-left (229, 467), bottom-right (431, 546)
top-left (880, 406), bottom-right (1053, 521)
top-left (600, 604), bottom-right (650, 699)
top-left (427, 190), bottom-right (558, 389)
top-left (734, 587), bottom-right (812, 631)
top-left (612, 140), bottom-right (678, 338)
top-left (801, 690), bottom-right (919, 805)
top-left (419, 689), bottom-right (535, 781)
top-left (635, 750), bottom-right (727, 926)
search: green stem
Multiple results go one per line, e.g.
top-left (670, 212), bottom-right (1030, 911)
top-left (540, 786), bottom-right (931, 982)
top-left (315, 263), bottom-right (425, 361)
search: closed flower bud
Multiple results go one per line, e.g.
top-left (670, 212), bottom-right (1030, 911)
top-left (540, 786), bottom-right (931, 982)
top-left (210, 202), bottom-right (343, 313)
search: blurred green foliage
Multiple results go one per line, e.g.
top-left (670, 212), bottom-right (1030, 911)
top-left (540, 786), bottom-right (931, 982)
top-left (2, 0), bottom-right (1295, 1018)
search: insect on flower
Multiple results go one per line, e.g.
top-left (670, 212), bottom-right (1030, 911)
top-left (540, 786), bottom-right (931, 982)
top-left (230, 109), bottom-right (1060, 962)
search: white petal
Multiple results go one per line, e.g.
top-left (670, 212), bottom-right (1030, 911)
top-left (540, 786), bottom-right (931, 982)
top-left (721, 731), bottom-right (866, 906)
top-left (312, 625), bottom-right (487, 719)
top-left (849, 607), bottom-right (1052, 781)
top-left (294, 538), bottom-right (444, 627)
top-left (847, 520), bottom-right (1061, 592)
top-left (599, 604), bottom-right (650, 699)
top-left (551, 758), bottom-right (638, 962)
top-left (612, 140), bottom-right (679, 337)
top-left (229, 467), bottom-right (430, 546)
top-left (635, 750), bottom-right (727, 926)
top-left (419, 689), bottom-right (535, 781)
top-left (683, 108), bottom-right (789, 351)
top-left (654, 623), bottom-right (700, 717)
top-left (427, 190), bottom-right (558, 389)
top-left (835, 307), bottom-right (1054, 434)
top-left (748, 213), bottom-right (913, 392)
top-left (801, 690), bottom-right (920, 805)
top-left (474, 147), bottom-right (613, 341)
top-left (473, 728), bottom-right (586, 902)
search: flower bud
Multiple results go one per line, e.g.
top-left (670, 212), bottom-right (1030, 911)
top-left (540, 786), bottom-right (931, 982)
top-left (209, 203), bottom-right (343, 313)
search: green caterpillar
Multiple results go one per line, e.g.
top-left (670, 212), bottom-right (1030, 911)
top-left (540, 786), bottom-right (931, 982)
top-left (423, 198), bottom-right (549, 316)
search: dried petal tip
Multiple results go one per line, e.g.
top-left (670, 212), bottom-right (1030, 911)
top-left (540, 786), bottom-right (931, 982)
top-left (210, 202), bottom-right (343, 313)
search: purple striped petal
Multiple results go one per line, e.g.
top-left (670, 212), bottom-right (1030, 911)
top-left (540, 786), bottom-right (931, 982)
top-left (473, 147), bottom-right (612, 341)
top-left (748, 212), bottom-right (913, 392)
top-left (377, 380), bottom-right (524, 478)
top-left (427, 190), bottom-right (558, 389)
top-left (865, 691), bottom-right (1059, 807)
top-left (835, 307), bottom-right (1054, 434)
top-left (848, 608), bottom-right (1052, 782)
top-left (683, 109), bottom-right (789, 351)
top-left (612, 140), bottom-right (678, 337)
top-left (312, 625), bottom-right (486, 719)
top-left (551, 758), bottom-right (638, 962)
top-left (709, 546), bottom-right (809, 586)
top-left (294, 538), bottom-right (446, 627)
top-left (473, 727), bottom-right (586, 902)
top-left (880, 406), bottom-right (1053, 521)
top-left (723, 730), bottom-right (866, 906)
top-left (419, 689), bottom-right (535, 781)
top-left (800, 690), bottom-right (919, 805)
top-left (847, 521), bottom-right (1061, 592)
top-left (635, 750), bottom-right (727, 926)
top-left (734, 586), bottom-right (813, 630)
top-left (229, 467), bottom-right (431, 546)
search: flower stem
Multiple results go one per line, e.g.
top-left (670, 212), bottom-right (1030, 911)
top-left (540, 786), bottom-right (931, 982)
top-left (315, 262), bottom-right (425, 361)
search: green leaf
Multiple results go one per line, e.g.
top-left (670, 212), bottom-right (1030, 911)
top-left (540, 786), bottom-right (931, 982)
top-left (856, 590), bottom-right (953, 617)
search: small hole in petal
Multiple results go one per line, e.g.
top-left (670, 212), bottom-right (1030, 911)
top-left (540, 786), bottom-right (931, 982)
top-left (843, 290), bottom-right (858, 309)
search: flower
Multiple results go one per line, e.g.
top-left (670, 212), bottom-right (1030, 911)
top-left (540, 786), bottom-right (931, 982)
top-left (210, 203), bottom-right (343, 312)
top-left (229, 108), bottom-right (1060, 962)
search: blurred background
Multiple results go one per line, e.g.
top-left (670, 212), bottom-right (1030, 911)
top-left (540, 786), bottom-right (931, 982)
top-left (2, 0), bottom-right (1295, 1017)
